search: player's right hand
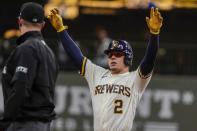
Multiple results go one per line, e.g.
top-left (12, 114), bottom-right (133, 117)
top-left (47, 8), bottom-right (68, 32)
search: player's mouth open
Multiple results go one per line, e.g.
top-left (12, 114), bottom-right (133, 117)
top-left (111, 62), bottom-right (117, 65)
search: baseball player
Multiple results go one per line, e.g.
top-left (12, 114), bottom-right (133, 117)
top-left (48, 7), bottom-right (163, 131)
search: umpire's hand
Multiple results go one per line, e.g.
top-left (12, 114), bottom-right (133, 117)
top-left (47, 8), bottom-right (68, 32)
top-left (146, 7), bottom-right (163, 35)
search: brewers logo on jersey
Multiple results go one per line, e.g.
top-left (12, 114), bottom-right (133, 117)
top-left (80, 58), bottom-right (151, 131)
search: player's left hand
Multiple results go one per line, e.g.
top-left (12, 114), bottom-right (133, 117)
top-left (146, 7), bottom-right (163, 35)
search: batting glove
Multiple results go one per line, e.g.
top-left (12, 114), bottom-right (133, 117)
top-left (146, 7), bottom-right (163, 35)
top-left (47, 8), bottom-right (68, 32)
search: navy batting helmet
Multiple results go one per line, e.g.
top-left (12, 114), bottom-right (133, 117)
top-left (104, 40), bottom-right (133, 66)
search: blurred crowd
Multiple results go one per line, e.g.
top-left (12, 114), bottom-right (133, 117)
top-left (0, 26), bottom-right (197, 75)
top-left (0, 29), bottom-right (20, 68)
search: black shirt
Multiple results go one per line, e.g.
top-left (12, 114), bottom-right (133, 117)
top-left (1, 31), bottom-right (58, 123)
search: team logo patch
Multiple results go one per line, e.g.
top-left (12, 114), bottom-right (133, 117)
top-left (111, 40), bottom-right (124, 50)
top-left (16, 66), bottom-right (28, 73)
top-left (32, 18), bottom-right (38, 23)
top-left (111, 40), bottom-right (119, 49)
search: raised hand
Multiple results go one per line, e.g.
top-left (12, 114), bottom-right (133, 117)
top-left (47, 8), bottom-right (68, 32)
top-left (146, 7), bottom-right (163, 35)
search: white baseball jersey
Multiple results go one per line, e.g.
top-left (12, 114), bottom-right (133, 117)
top-left (80, 58), bottom-right (152, 131)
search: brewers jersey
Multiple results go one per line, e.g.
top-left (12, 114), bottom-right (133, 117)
top-left (80, 58), bottom-right (151, 131)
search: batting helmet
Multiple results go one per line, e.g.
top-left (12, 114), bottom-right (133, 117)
top-left (104, 40), bottom-right (133, 66)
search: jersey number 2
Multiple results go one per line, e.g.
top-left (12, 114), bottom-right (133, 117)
top-left (114, 99), bottom-right (123, 114)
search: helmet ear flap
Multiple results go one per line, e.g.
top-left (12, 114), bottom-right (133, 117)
top-left (124, 56), bottom-right (132, 66)
top-left (124, 49), bottom-right (133, 66)
top-left (124, 58), bottom-right (129, 66)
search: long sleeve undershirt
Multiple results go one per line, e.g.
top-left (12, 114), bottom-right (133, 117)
top-left (139, 35), bottom-right (159, 76)
top-left (58, 30), bottom-right (84, 69)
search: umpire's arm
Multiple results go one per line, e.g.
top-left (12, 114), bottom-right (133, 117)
top-left (3, 45), bottom-right (37, 121)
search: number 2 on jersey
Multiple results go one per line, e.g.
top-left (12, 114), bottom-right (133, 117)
top-left (114, 99), bottom-right (123, 114)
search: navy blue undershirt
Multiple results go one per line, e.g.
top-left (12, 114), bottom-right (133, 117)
top-left (58, 30), bottom-right (84, 69)
top-left (140, 35), bottom-right (159, 76)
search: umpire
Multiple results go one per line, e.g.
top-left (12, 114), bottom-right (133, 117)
top-left (0, 2), bottom-right (58, 131)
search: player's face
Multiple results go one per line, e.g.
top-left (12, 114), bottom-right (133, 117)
top-left (107, 51), bottom-right (129, 74)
